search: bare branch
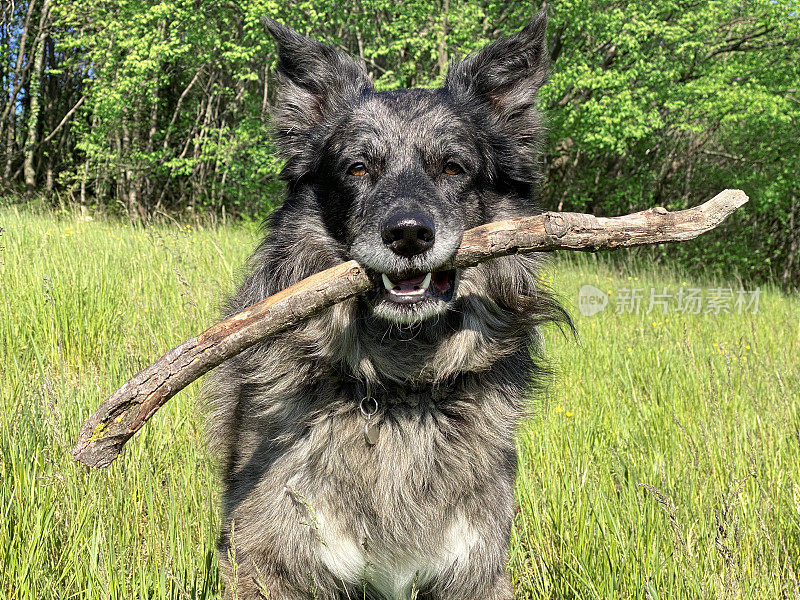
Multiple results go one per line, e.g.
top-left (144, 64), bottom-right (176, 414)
top-left (71, 189), bottom-right (748, 468)
top-left (162, 65), bottom-right (205, 151)
top-left (42, 96), bottom-right (85, 144)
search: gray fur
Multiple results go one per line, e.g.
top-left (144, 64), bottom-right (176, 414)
top-left (206, 12), bottom-right (569, 600)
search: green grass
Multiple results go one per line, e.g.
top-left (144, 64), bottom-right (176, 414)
top-left (1, 207), bottom-right (799, 599)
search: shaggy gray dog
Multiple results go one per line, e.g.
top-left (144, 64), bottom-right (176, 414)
top-left (206, 12), bottom-right (568, 600)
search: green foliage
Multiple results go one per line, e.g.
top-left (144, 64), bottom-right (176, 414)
top-left (48, 0), bottom-right (285, 216)
top-left (539, 0), bottom-right (800, 285)
top-left (1, 211), bottom-right (799, 598)
top-left (2, 0), bottom-right (799, 281)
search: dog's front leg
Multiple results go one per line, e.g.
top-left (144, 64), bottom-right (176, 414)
top-left (220, 565), bottom-right (307, 600)
top-left (429, 562), bottom-right (513, 600)
top-left (219, 546), bottom-right (345, 600)
top-left (218, 539), bottom-right (333, 600)
top-left (424, 507), bottom-right (516, 600)
top-left (218, 489), bottom-right (346, 600)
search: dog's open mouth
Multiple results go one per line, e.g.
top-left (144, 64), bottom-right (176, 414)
top-left (379, 269), bottom-right (456, 304)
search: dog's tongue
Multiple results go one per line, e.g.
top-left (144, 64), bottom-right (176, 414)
top-left (432, 271), bottom-right (451, 294)
top-left (394, 274), bottom-right (426, 292)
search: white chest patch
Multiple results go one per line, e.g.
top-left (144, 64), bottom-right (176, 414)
top-left (314, 510), bottom-right (479, 599)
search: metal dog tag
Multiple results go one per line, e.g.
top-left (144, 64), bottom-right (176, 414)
top-left (359, 387), bottom-right (379, 446)
top-left (364, 422), bottom-right (380, 445)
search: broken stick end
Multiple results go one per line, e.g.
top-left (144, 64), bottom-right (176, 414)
top-left (71, 429), bottom-right (128, 468)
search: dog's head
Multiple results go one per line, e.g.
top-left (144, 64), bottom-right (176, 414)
top-left (265, 15), bottom-right (549, 325)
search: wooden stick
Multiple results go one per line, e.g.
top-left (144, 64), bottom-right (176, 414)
top-left (71, 189), bottom-right (748, 468)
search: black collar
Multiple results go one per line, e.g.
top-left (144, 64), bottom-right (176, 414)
top-left (353, 378), bottom-right (454, 407)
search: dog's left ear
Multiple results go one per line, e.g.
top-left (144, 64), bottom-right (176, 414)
top-left (264, 18), bottom-right (372, 179)
top-left (445, 12), bottom-right (549, 124)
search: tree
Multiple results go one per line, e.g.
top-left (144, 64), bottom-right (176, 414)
top-left (1, 0), bottom-right (798, 283)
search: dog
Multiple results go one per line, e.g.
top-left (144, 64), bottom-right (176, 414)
top-left (206, 12), bottom-right (568, 600)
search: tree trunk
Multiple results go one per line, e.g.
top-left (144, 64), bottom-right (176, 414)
top-left (437, 0), bottom-right (449, 77)
top-left (80, 158), bottom-right (89, 205)
top-left (2, 0), bottom-right (37, 183)
top-left (23, 0), bottom-right (50, 192)
top-left (4, 113), bottom-right (15, 181)
top-left (782, 195), bottom-right (798, 285)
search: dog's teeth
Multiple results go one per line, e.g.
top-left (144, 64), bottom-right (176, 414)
top-left (381, 273), bottom-right (395, 291)
top-left (420, 272), bottom-right (432, 290)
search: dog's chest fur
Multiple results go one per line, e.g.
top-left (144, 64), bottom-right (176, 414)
top-left (278, 384), bottom-right (516, 596)
top-left (313, 503), bottom-right (479, 597)
top-left (216, 350), bottom-right (525, 595)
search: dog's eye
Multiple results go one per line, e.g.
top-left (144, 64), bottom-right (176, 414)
top-left (443, 162), bottom-right (463, 176)
top-left (348, 163), bottom-right (367, 177)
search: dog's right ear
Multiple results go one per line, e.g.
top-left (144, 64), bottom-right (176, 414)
top-left (264, 18), bottom-right (372, 179)
top-left (444, 12), bottom-right (549, 125)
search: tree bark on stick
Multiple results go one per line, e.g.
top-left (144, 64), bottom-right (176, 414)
top-left (71, 189), bottom-right (748, 468)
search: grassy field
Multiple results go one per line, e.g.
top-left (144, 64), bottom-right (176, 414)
top-left (1, 207), bottom-right (799, 599)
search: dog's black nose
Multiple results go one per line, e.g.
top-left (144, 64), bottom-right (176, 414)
top-left (381, 212), bottom-right (436, 257)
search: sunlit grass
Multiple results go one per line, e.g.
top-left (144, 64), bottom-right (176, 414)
top-left (0, 207), bottom-right (254, 599)
top-left (1, 208), bottom-right (798, 599)
top-left (512, 255), bottom-right (800, 599)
